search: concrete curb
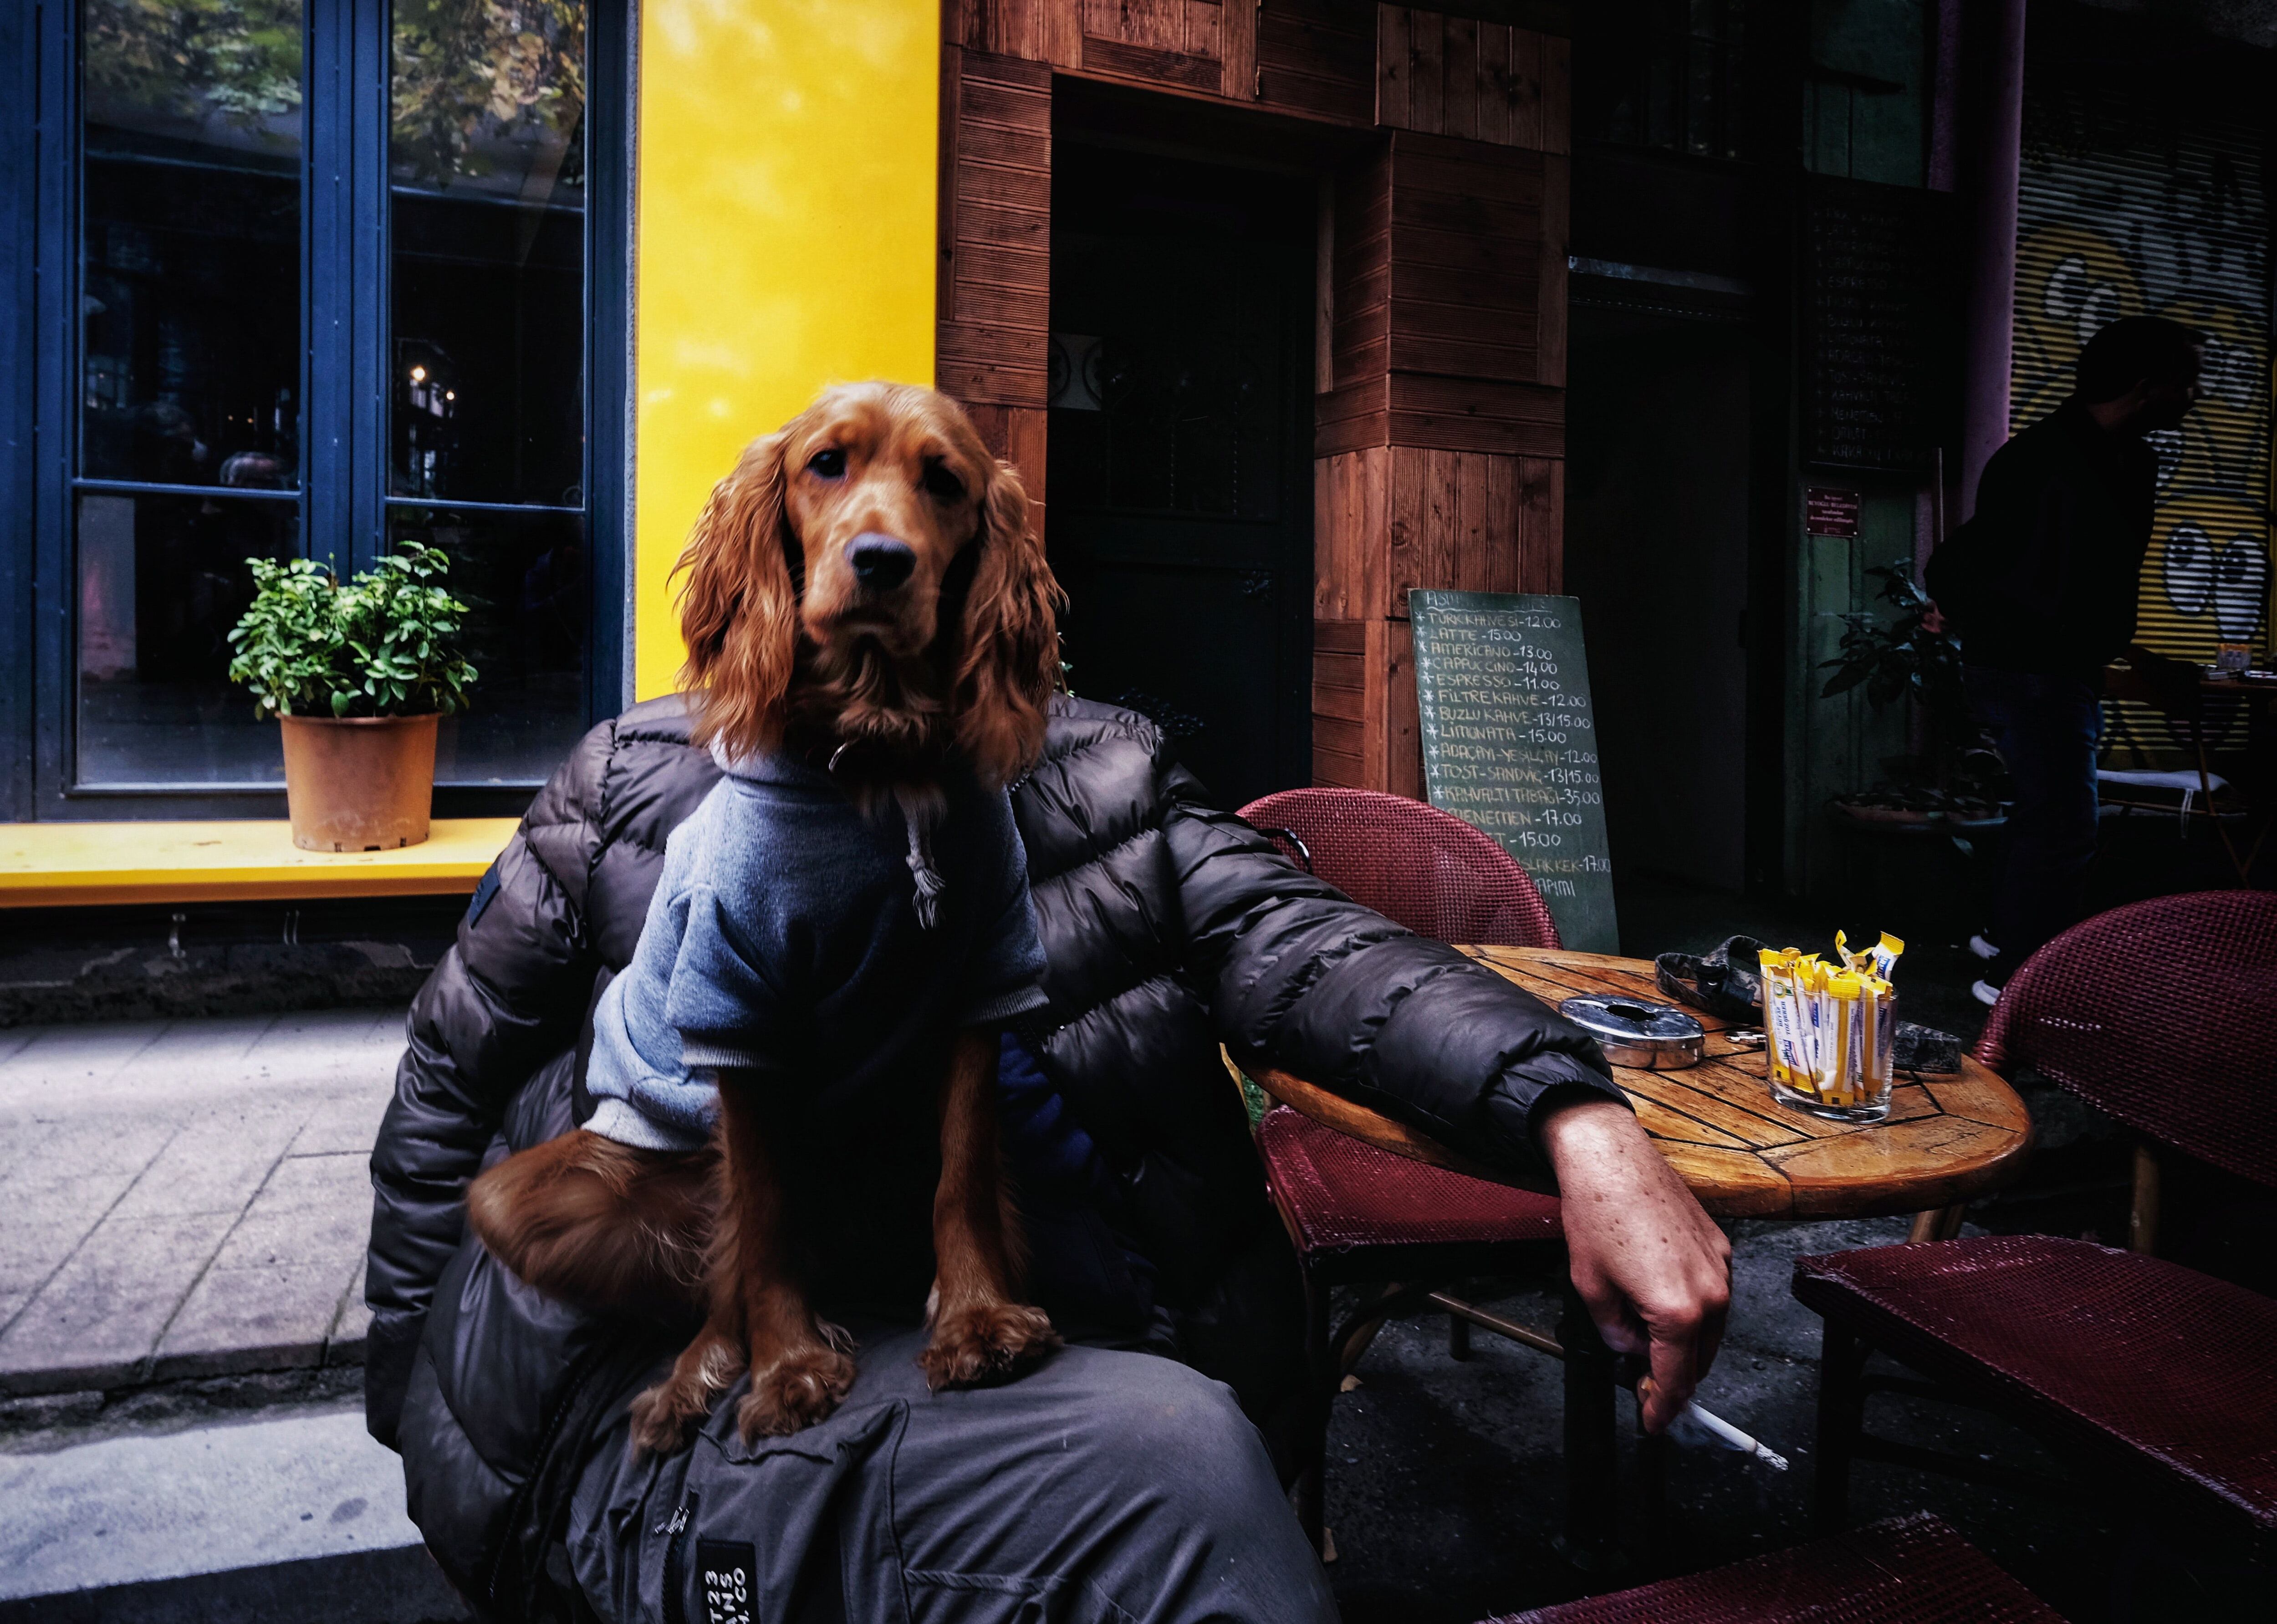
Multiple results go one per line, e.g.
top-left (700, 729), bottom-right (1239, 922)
top-left (0, 1337), bottom-right (366, 1404)
top-left (0, 1406), bottom-right (444, 1614)
top-left (0, 1547), bottom-right (469, 1624)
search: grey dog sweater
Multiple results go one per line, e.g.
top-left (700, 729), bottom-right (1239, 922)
top-left (583, 750), bottom-right (1049, 1152)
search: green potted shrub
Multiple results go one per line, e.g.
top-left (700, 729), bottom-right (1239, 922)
top-left (227, 543), bottom-right (477, 851)
top-left (1819, 557), bottom-right (2004, 828)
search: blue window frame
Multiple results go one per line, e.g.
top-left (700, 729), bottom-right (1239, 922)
top-left (2, 0), bottom-right (629, 820)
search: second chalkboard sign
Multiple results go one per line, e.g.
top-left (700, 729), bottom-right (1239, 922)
top-left (1409, 590), bottom-right (1618, 953)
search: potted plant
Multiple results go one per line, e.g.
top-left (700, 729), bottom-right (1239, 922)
top-left (227, 542), bottom-right (477, 851)
top-left (1819, 558), bottom-right (2005, 828)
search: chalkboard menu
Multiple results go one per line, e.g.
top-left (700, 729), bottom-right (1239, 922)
top-left (1801, 179), bottom-right (1956, 471)
top-left (1409, 591), bottom-right (1618, 953)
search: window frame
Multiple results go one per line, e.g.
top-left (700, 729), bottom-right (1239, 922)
top-left (9, 0), bottom-right (630, 822)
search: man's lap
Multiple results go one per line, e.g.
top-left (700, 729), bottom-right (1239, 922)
top-left (568, 1326), bottom-right (1335, 1624)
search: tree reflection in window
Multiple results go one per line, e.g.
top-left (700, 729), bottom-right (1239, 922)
top-left (82, 0), bottom-right (302, 132)
top-left (390, 0), bottom-right (586, 190)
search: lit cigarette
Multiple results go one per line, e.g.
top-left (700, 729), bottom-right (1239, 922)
top-left (1676, 1399), bottom-right (1789, 1471)
top-left (1636, 1373), bottom-right (1789, 1471)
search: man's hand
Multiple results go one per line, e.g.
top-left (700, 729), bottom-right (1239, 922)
top-left (1537, 1096), bottom-right (1732, 1434)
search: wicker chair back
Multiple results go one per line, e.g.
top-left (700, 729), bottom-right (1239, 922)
top-left (1976, 890), bottom-right (2277, 1188)
top-left (1237, 787), bottom-right (1561, 949)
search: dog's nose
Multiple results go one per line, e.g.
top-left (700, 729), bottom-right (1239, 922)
top-left (845, 533), bottom-right (916, 592)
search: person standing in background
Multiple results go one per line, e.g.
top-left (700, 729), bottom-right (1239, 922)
top-left (1926, 315), bottom-right (2204, 1006)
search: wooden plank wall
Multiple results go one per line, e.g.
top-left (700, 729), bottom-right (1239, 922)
top-left (937, 0), bottom-right (1569, 795)
top-left (938, 46), bottom-right (1055, 536)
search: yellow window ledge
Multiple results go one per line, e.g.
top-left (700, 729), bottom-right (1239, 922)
top-left (0, 819), bottom-right (521, 909)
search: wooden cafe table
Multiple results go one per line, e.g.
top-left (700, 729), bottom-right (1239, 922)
top-left (1245, 945), bottom-right (2034, 1566)
top-left (1250, 945), bottom-right (2034, 1223)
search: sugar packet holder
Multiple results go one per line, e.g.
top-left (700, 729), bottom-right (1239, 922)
top-left (1760, 935), bottom-right (1902, 1112)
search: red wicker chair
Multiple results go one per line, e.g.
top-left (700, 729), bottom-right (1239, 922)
top-left (1793, 891), bottom-right (2277, 1558)
top-left (1481, 1513), bottom-right (2066, 1623)
top-left (1236, 789), bottom-right (1574, 1557)
top-left (1241, 787), bottom-right (1563, 949)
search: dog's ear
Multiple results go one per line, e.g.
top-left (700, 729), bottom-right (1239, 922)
top-left (675, 432), bottom-right (797, 762)
top-left (954, 459), bottom-right (1062, 788)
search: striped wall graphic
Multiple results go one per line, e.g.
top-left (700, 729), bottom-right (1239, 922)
top-left (2012, 87), bottom-right (2271, 758)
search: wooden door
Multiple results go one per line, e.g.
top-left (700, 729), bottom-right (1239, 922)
top-left (1045, 144), bottom-right (1315, 809)
top-left (937, 15), bottom-right (1570, 801)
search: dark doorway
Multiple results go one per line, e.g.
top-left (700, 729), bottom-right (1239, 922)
top-left (1564, 299), bottom-right (1754, 892)
top-left (1046, 142), bottom-right (1315, 811)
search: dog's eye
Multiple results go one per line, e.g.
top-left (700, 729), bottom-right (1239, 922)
top-left (921, 463), bottom-right (965, 503)
top-left (807, 447), bottom-right (847, 479)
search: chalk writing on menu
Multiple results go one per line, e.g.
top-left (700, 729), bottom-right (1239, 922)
top-left (1802, 183), bottom-right (1952, 472)
top-left (1409, 590), bottom-right (1618, 954)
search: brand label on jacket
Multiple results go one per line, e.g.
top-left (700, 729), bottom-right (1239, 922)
top-left (696, 1540), bottom-right (757, 1624)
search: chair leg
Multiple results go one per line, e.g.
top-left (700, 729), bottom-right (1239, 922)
top-left (1812, 1320), bottom-right (1869, 1537)
top-left (1448, 1312), bottom-right (1471, 1361)
top-left (1295, 1272), bottom-right (1333, 1558)
top-left (1336, 1282), bottom-right (1402, 1378)
top-left (1636, 1429), bottom-right (1672, 1573)
top-left (1555, 1279), bottom-right (1625, 1573)
top-left (2129, 1142), bottom-right (2161, 1256)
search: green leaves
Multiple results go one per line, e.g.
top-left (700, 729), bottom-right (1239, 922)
top-left (83, 0), bottom-right (306, 132)
top-left (226, 543), bottom-right (479, 720)
top-left (1817, 558), bottom-right (1970, 740)
top-left (390, 0), bottom-right (586, 188)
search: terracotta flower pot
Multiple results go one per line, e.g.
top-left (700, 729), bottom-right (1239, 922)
top-left (278, 714), bottom-right (439, 851)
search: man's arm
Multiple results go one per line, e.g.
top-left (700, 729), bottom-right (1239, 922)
top-left (1537, 1096), bottom-right (1732, 1431)
top-left (1160, 784), bottom-right (1731, 1428)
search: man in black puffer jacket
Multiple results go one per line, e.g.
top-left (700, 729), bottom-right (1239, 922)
top-left (367, 695), bottom-right (1730, 1622)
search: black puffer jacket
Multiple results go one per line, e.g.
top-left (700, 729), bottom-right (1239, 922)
top-left (366, 695), bottom-right (1620, 1614)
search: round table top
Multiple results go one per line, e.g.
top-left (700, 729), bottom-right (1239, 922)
top-left (1246, 945), bottom-right (2035, 1221)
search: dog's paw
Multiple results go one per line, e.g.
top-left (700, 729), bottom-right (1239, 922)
top-left (735, 1344), bottom-right (857, 1441)
top-left (628, 1328), bottom-right (747, 1459)
top-left (628, 1379), bottom-right (707, 1459)
top-left (918, 1301), bottom-right (1060, 1392)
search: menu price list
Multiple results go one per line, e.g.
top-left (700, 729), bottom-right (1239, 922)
top-left (1409, 591), bottom-right (1618, 953)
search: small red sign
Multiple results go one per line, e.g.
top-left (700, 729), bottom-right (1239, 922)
top-left (1806, 488), bottom-right (1862, 538)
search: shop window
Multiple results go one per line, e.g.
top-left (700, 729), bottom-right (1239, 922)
top-left (77, 0), bottom-right (306, 786)
top-left (27, 0), bottom-right (624, 812)
top-left (1579, 0), bottom-right (1751, 163)
top-left (388, 0), bottom-right (594, 786)
top-left (1803, 0), bottom-right (1930, 187)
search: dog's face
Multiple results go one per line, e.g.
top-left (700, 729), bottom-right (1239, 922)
top-left (779, 388), bottom-right (994, 661)
top-left (674, 383), bottom-right (1062, 788)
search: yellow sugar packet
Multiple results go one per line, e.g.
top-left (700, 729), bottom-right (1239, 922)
top-left (1863, 976), bottom-right (1896, 1095)
top-left (1760, 949), bottom-right (1809, 1096)
top-left (1820, 971), bottom-right (1866, 1107)
top-left (1869, 932), bottom-right (1904, 982)
top-left (1797, 956), bottom-right (1830, 1094)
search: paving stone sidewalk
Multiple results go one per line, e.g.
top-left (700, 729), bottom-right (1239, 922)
top-left (0, 1009), bottom-right (405, 1396)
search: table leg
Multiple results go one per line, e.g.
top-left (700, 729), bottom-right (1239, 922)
top-left (1905, 1204), bottom-right (1965, 1244)
top-left (1554, 1279), bottom-right (1626, 1573)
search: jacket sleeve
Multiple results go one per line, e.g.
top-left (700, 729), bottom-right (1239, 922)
top-left (1157, 763), bottom-right (1627, 1180)
top-left (362, 724), bottom-right (609, 1449)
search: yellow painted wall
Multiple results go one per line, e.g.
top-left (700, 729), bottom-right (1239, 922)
top-left (633, 0), bottom-right (940, 700)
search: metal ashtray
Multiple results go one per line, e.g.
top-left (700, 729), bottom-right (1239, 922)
top-left (1558, 995), bottom-right (1706, 1071)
